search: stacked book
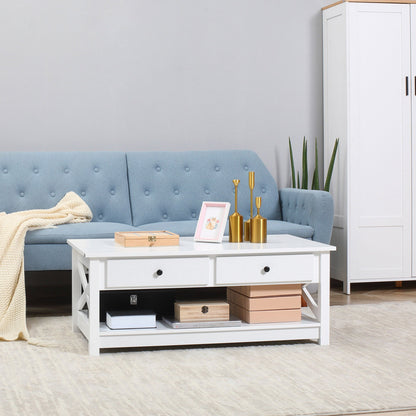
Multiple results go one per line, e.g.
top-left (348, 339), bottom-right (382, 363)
top-left (106, 310), bottom-right (156, 330)
top-left (227, 284), bottom-right (302, 323)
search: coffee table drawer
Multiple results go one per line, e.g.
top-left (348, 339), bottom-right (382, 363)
top-left (106, 257), bottom-right (209, 288)
top-left (216, 254), bottom-right (315, 285)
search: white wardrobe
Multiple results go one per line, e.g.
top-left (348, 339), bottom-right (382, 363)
top-left (323, 0), bottom-right (416, 294)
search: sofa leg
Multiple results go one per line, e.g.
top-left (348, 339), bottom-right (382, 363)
top-left (395, 281), bottom-right (403, 288)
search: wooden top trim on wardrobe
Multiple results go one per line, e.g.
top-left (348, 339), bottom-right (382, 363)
top-left (323, 0), bottom-right (416, 11)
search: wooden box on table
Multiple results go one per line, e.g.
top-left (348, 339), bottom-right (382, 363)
top-left (115, 231), bottom-right (179, 247)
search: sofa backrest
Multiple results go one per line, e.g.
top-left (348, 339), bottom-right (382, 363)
top-left (126, 150), bottom-right (281, 227)
top-left (0, 152), bottom-right (132, 224)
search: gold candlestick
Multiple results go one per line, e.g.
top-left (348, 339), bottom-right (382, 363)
top-left (244, 171), bottom-right (255, 241)
top-left (251, 196), bottom-right (267, 243)
top-left (229, 179), bottom-right (243, 242)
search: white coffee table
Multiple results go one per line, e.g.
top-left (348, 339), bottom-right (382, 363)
top-left (68, 235), bottom-right (335, 356)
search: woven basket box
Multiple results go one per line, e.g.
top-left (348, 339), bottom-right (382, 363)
top-left (114, 231), bottom-right (179, 247)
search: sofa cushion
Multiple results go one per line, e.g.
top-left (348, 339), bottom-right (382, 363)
top-left (136, 220), bottom-right (199, 236)
top-left (126, 150), bottom-right (282, 227)
top-left (267, 220), bottom-right (313, 240)
top-left (25, 222), bottom-right (137, 245)
top-left (0, 152), bottom-right (132, 225)
top-left (136, 219), bottom-right (313, 240)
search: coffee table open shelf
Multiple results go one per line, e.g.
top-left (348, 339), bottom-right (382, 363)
top-left (68, 235), bottom-right (335, 356)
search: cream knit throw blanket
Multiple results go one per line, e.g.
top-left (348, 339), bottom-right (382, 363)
top-left (0, 192), bottom-right (92, 341)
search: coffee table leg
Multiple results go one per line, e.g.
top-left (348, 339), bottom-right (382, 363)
top-left (88, 260), bottom-right (101, 356)
top-left (72, 252), bottom-right (81, 333)
top-left (318, 252), bottom-right (330, 345)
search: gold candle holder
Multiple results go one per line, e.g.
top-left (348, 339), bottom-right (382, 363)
top-left (244, 171), bottom-right (255, 241)
top-left (250, 196), bottom-right (267, 243)
top-left (229, 179), bottom-right (243, 242)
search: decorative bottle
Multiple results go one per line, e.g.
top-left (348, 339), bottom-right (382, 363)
top-left (229, 179), bottom-right (243, 242)
top-left (250, 196), bottom-right (267, 243)
top-left (244, 171), bottom-right (255, 241)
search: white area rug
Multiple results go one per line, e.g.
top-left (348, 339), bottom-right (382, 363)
top-left (1, 302), bottom-right (416, 416)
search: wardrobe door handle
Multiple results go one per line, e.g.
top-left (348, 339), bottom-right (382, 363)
top-left (414, 76), bottom-right (416, 96)
top-left (406, 76), bottom-right (409, 96)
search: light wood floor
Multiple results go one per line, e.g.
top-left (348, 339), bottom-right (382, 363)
top-left (25, 272), bottom-right (416, 416)
top-left (330, 279), bottom-right (416, 306)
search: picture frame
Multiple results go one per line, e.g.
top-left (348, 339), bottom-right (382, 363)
top-left (194, 201), bottom-right (231, 243)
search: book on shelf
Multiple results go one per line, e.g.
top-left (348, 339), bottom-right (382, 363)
top-left (106, 310), bottom-right (156, 330)
top-left (162, 316), bottom-right (242, 329)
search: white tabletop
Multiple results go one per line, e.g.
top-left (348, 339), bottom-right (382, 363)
top-left (67, 234), bottom-right (335, 259)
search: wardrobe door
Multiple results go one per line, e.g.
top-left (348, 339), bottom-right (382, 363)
top-left (412, 5), bottom-right (416, 277)
top-left (348, 3), bottom-right (412, 280)
top-left (323, 3), bottom-right (348, 285)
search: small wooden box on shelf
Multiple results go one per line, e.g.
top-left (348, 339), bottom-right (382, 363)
top-left (227, 284), bottom-right (302, 324)
top-left (174, 300), bottom-right (230, 322)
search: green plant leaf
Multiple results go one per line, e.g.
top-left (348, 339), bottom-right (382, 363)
top-left (301, 137), bottom-right (308, 189)
top-left (324, 138), bottom-right (339, 192)
top-left (297, 171), bottom-right (300, 189)
top-left (288, 137), bottom-right (296, 188)
top-left (312, 138), bottom-right (320, 190)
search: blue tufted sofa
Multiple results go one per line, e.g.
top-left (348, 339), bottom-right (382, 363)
top-left (0, 150), bottom-right (334, 272)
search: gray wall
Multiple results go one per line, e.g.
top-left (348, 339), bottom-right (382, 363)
top-left (0, 0), bottom-right (332, 188)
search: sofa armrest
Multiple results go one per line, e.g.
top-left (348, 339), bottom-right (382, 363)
top-left (279, 188), bottom-right (334, 244)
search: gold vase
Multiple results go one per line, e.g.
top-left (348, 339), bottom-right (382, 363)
top-left (250, 196), bottom-right (267, 243)
top-left (244, 171), bottom-right (255, 241)
top-left (229, 179), bottom-right (243, 242)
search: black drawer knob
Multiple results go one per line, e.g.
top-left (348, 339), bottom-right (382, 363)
top-left (263, 266), bottom-right (270, 273)
top-left (156, 269), bottom-right (163, 276)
